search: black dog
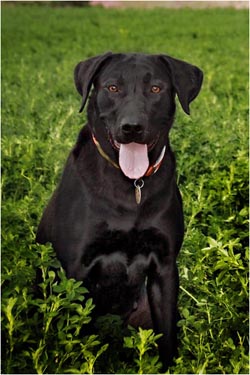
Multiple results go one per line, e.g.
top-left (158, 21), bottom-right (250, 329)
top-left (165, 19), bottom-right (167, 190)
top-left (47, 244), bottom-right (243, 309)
top-left (36, 52), bottom-right (203, 369)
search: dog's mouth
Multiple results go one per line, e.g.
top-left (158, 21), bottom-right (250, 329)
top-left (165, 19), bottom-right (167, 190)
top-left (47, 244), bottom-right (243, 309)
top-left (108, 133), bottom-right (160, 179)
top-left (109, 135), bottom-right (159, 153)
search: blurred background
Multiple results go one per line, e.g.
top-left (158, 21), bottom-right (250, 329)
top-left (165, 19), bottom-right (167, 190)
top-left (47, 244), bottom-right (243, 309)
top-left (3, 0), bottom-right (249, 8)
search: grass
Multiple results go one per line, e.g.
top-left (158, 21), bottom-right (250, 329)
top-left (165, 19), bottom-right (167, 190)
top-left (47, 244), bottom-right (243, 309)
top-left (1, 3), bottom-right (249, 374)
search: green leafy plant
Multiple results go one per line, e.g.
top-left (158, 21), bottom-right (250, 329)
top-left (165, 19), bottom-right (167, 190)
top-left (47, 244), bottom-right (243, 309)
top-left (124, 327), bottom-right (163, 374)
top-left (2, 3), bottom-right (248, 374)
top-left (2, 248), bottom-right (109, 374)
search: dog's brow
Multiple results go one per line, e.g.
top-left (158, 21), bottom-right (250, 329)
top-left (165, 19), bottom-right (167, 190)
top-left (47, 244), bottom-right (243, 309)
top-left (117, 75), bottom-right (124, 85)
top-left (143, 72), bottom-right (152, 83)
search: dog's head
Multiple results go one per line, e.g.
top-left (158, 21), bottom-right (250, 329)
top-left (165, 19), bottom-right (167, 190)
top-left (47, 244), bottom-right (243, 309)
top-left (74, 52), bottom-right (203, 179)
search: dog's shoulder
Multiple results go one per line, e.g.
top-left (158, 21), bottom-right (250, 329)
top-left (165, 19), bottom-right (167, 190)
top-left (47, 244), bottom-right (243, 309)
top-left (73, 124), bottom-right (92, 158)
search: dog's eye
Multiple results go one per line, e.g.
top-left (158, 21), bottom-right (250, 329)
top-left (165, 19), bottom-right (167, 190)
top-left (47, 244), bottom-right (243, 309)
top-left (108, 85), bottom-right (119, 93)
top-left (151, 86), bottom-right (161, 94)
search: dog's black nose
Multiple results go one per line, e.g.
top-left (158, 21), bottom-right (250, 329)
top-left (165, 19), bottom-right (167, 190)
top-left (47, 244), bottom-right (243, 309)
top-left (121, 123), bottom-right (143, 136)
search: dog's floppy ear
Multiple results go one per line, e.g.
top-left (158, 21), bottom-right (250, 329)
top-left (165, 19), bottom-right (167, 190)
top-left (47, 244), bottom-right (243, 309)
top-left (74, 52), bottom-right (113, 113)
top-left (160, 55), bottom-right (203, 115)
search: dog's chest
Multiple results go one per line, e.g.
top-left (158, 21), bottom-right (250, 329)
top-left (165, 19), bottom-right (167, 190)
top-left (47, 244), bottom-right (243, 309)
top-left (82, 227), bottom-right (167, 268)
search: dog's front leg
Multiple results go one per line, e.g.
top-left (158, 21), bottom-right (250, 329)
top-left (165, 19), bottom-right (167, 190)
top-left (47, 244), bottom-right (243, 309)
top-left (147, 259), bottom-right (179, 371)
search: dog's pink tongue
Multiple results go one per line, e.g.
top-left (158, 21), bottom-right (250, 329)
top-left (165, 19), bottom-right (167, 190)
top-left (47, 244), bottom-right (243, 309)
top-left (119, 143), bottom-right (149, 179)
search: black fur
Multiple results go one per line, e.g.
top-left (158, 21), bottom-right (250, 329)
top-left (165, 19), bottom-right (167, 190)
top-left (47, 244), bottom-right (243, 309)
top-left (37, 52), bottom-right (203, 370)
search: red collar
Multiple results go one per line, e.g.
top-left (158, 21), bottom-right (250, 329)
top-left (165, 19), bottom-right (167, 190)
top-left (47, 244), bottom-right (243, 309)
top-left (92, 134), bottom-right (166, 178)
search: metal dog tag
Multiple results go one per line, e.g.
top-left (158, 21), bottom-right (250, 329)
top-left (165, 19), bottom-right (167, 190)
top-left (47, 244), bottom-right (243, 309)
top-left (135, 185), bottom-right (141, 204)
top-left (134, 179), bottom-right (144, 205)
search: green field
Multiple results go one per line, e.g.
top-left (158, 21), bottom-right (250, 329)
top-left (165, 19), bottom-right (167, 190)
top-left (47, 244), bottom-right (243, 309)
top-left (2, 4), bottom-right (249, 374)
